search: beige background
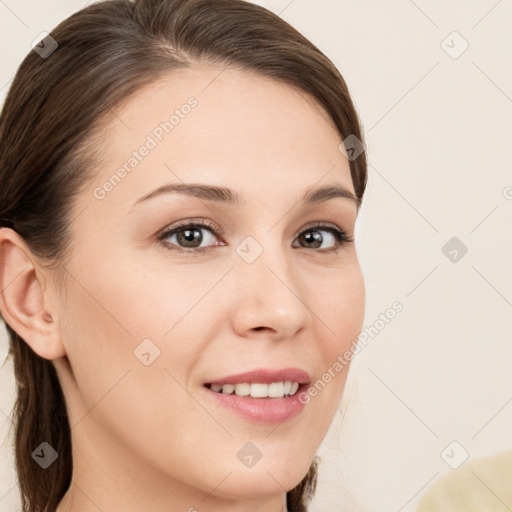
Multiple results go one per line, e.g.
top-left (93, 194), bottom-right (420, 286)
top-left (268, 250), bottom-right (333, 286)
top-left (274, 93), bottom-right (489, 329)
top-left (1, 1), bottom-right (511, 511)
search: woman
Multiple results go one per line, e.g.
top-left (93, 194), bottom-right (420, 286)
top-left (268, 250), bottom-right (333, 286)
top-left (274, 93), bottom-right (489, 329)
top-left (0, 1), bottom-right (368, 511)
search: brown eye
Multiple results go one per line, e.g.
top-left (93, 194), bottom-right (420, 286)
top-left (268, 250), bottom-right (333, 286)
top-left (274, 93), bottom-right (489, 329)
top-left (297, 229), bottom-right (325, 249)
top-left (293, 223), bottom-right (353, 252)
top-left (171, 226), bottom-right (210, 248)
top-left (159, 220), bottom-right (225, 251)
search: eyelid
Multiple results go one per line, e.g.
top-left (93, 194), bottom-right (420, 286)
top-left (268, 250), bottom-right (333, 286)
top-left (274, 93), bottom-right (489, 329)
top-left (158, 217), bottom-right (225, 240)
top-left (157, 218), bottom-right (353, 252)
top-left (298, 220), bottom-right (353, 241)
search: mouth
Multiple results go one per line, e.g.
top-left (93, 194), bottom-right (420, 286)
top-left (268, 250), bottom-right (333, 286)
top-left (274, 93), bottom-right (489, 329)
top-left (202, 368), bottom-right (311, 424)
top-left (203, 381), bottom-right (308, 399)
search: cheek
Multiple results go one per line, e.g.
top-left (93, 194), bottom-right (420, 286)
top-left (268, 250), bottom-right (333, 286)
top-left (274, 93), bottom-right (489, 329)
top-left (308, 263), bottom-right (366, 358)
top-left (59, 254), bottom-right (230, 417)
top-left (106, 254), bottom-right (234, 338)
top-left (303, 263), bottom-right (365, 412)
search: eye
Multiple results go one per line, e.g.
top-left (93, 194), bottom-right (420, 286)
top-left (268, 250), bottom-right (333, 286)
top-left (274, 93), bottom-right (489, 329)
top-left (157, 219), bottom-right (353, 254)
top-left (158, 219), bottom-right (225, 252)
top-left (293, 222), bottom-right (353, 253)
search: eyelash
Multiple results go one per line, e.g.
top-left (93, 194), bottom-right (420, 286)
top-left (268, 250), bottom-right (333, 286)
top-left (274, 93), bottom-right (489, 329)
top-left (157, 219), bottom-right (354, 255)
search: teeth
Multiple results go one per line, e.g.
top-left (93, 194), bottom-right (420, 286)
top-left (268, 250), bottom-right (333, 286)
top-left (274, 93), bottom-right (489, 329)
top-left (268, 382), bottom-right (284, 397)
top-left (234, 383), bottom-right (250, 396)
top-left (221, 384), bottom-right (234, 394)
top-left (209, 381), bottom-right (301, 398)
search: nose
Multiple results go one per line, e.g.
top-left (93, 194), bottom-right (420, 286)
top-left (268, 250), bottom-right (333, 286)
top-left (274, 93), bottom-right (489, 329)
top-left (231, 243), bottom-right (310, 341)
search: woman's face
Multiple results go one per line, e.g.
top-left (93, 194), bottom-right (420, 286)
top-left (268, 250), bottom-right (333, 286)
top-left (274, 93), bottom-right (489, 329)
top-left (53, 64), bottom-right (365, 508)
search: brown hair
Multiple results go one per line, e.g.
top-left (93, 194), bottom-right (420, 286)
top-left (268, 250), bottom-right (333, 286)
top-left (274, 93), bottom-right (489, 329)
top-left (0, 1), bottom-right (367, 510)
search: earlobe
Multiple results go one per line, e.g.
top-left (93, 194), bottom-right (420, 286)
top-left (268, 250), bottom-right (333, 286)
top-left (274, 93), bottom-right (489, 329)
top-left (0, 228), bottom-right (66, 360)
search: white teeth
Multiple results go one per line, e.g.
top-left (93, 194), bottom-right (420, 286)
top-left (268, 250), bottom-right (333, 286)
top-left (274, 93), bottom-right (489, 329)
top-left (221, 384), bottom-right (234, 394)
top-left (234, 383), bottom-right (250, 396)
top-left (210, 380), bottom-right (301, 398)
top-left (250, 383), bottom-right (269, 398)
top-left (268, 382), bottom-right (284, 397)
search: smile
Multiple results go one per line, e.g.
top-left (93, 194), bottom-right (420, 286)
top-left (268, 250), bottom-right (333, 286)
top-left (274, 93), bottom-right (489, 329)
top-left (205, 381), bottom-right (300, 398)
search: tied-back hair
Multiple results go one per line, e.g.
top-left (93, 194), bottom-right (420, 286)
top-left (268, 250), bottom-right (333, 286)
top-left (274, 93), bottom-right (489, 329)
top-left (0, 1), bottom-right (367, 510)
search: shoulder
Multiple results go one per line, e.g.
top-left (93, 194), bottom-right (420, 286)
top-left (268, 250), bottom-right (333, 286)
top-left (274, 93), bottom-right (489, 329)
top-left (416, 450), bottom-right (512, 511)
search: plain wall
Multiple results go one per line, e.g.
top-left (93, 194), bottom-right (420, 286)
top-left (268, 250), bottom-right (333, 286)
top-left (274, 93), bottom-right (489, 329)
top-left (1, 1), bottom-right (511, 511)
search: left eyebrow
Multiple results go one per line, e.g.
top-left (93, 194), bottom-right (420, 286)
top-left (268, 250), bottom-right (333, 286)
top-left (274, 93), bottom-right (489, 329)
top-left (300, 184), bottom-right (360, 209)
top-left (129, 182), bottom-right (360, 211)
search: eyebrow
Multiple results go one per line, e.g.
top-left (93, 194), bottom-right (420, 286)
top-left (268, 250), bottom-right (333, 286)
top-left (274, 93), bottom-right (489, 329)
top-left (130, 182), bottom-right (360, 211)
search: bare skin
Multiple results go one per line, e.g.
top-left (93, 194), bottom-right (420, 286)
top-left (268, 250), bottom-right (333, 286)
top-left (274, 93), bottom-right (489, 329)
top-left (0, 63), bottom-right (365, 512)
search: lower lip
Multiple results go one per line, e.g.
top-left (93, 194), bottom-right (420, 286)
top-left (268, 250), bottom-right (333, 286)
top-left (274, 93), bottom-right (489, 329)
top-left (203, 384), bottom-right (310, 424)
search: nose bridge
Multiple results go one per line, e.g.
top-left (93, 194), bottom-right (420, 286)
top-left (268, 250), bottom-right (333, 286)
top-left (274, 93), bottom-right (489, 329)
top-left (236, 231), bottom-right (294, 291)
top-left (231, 233), bottom-right (310, 337)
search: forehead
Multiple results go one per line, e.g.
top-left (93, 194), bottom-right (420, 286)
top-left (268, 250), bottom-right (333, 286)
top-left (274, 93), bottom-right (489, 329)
top-left (83, 63), bottom-right (354, 215)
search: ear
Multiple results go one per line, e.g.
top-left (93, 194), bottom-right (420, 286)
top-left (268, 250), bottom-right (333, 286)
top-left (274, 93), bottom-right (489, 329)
top-left (0, 227), bottom-right (66, 360)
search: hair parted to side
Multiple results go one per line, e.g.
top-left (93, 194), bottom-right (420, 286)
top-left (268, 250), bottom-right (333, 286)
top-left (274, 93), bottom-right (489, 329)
top-left (0, 1), bottom-right (367, 511)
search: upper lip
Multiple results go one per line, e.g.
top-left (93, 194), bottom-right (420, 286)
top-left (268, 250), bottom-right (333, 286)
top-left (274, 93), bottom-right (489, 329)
top-left (205, 368), bottom-right (311, 386)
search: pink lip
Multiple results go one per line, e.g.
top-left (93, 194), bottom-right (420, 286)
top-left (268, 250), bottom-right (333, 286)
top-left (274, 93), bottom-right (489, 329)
top-left (202, 367), bottom-right (311, 424)
top-left (204, 367), bottom-right (311, 386)
top-left (204, 383), bottom-right (310, 424)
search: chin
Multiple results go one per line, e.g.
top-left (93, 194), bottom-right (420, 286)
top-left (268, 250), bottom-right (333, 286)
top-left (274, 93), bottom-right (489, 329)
top-left (208, 475), bottom-right (295, 501)
top-left (217, 461), bottom-right (311, 498)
